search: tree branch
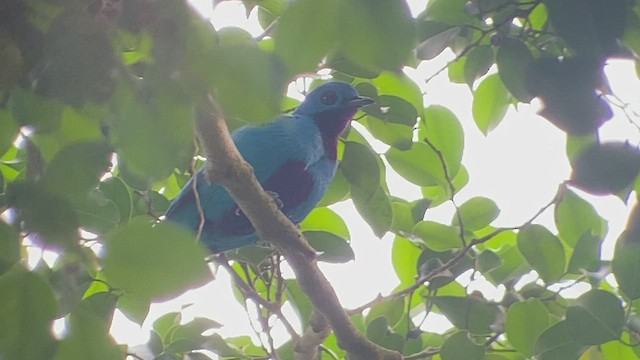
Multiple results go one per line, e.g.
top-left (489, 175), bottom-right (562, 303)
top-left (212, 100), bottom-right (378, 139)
top-left (195, 96), bottom-right (401, 360)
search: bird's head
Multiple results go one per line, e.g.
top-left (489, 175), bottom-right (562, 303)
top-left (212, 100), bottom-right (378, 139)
top-left (295, 82), bottom-right (374, 117)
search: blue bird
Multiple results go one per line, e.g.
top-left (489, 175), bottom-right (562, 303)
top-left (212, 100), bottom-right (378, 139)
top-left (165, 82), bottom-right (373, 253)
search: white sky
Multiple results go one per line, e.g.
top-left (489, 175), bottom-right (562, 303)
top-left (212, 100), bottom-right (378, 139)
top-left (109, 0), bottom-right (640, 356)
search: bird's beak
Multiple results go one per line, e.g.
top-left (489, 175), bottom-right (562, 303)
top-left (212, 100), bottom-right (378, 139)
top-left (348, 96), bottom-right (375, 108)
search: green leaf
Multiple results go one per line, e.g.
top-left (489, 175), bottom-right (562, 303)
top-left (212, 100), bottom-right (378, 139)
top-left (464, 45), bottom-right (494, 86)
top-left (420, 105), bottom-right (464, 179)
top-left (448, 56), bottom-right (467, 84)
top-left (351, 185), bottom-right (393, 238)
top-left (612, 243), bottom-right (640, 300)
top-left (117, 294), bottom-right (150, 326)
top-left (7, 182), bottom-right (79, 249)
top-left (364, 117), bottom-right (414, 151)
top-left (0, 266), bottom-right (57, 360)
top-left (300, 207), bottom-right (350, 240)
top-left (285, 279), bottom-right (313, 329)
top-left (318, 169), bottom-right (349, 206)
top-left (340, 0), bottom-right (415, 71)
top-left (274, 0), bottom-right (339, 76)
top-left (476, 250), bottom-right (502, 274)
top-left (440, 331), bottom-right (485, 360)
top-left (304, 231), bottom-right (355, 263)
top-left (425, 0), bottom-right (480, 26)
top-left (372, 72), bottom-right (425, 118)
top-left (472, 74), bottom-right (510, 135)
top-left (571, 142), bottom-right (640, 195)
top-left (341, 141), bottom-right (381, 197)
top-left (505, 298), bottom-right (550, 357)
top-left (432, 296), bottom-right (497, 335)
top-left (567, 232), bottom-right (602, 274)
top-left (386, 142), bottom-right (447, 187)
top-left (40, 142), bottom-right (111, 199)
top-left (153, 311), bottom-right (181, 340)
top-left (110, 84), bottom-right (193, 181)
top-left (391, 200), bottom-right (414, 234)
top-left (453, 196), bottom-right (499, 231)
top-left (392, 236), bottom-right (421, 286)
top-left (0, 110), bottom-right (18, 157)
top-left (565, 289), bottom-right (625, 345)
top-left (413, 221), bottom-right (462, 251)
top-left (53, 306), bottom-right (122, 360)
top-left (496, 38), bottom-right (534, 102)
top-left (416, 22), bottom-right (460, 60)
top-left (9, 87), bottom-right (64, 133)
top-left (421, 165), bottom-right (469, 207)
top-left (555, 188), bottom-right (605, 247)
top-left (366, 297), bottom-right (405, 328)
top-left (535, 320), bottom-right (588, 360)
top-left (0, 222), bottom-right (20, 274)
top-left (102, 219), bottom-right (212, 301)
top-left (517, 224), bottom-right (565, 283)
top-left (100, 177), bottom-right (132, 223)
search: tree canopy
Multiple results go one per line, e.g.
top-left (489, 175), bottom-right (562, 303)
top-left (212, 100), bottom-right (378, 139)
top-left (1, 0), bottom-right (640, 359)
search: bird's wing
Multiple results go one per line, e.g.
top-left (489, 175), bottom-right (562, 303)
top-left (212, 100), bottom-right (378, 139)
top-left (165, 115), bottom-right (323, 239)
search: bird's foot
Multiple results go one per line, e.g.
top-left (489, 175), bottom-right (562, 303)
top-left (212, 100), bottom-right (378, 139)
top-left (266, 191), bottom-right (284, 210)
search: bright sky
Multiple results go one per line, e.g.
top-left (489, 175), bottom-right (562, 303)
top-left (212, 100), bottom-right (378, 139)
top-left (109, 0), bottom-right (640, 357)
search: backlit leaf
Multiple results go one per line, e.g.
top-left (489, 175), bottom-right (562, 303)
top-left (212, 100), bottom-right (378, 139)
top-left (472, 74), bottom-right (510, 135)
top-left (566, 290), bottom-right (624, 345)
top-left (517, 224), bottom-right (565, 283)
top-left (506, 298), bottom-right (550, 357)
top-left (453, 197), bottom-right (499, 231)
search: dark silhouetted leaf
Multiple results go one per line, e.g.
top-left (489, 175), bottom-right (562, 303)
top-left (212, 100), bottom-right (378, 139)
top-left (464, 45), bottom-right (493, 86)
top-left (570, 142), bottom-right (640, 195)
top-left (432, 296), bottom-right (498, 334)
top-left (496, 38), bottom-right (534, 102)
top-left (304, 230), bottom-right (354, 263)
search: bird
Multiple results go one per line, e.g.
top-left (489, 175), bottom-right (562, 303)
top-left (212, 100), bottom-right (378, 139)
top-left (165, 82), bottom-right (374, 253)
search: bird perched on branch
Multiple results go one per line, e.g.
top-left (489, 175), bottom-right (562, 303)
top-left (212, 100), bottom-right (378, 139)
top-left (165, 82), bottom-right (373, 253)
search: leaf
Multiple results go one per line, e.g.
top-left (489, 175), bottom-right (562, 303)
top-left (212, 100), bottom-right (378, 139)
top-left (300, 207), bottom-right (350, 240)
top-left (285, 280), bottom-right (313, 329)
top-left (565, 289), bottom-right (625, 345)
top-left (0, 222), bottom-right (20, 274)
top-left (413, 221), bottom-right (462, 251)
top-left (110, 84), bottom-right (193, 181)
top-left (505, 298), bottom-right (550, 357)
top-left (351, 185), bottom-right (393, 238)
top-left (117, 294), bottom-right (150, 326)
top-left (339, 0), bottom-right (415, 71)
top-left (0, 110), bottom-right (18, 157)
top-left (366, 297), bottom-right (405, 328)
top-left (102, 219), bottom-right (212, 301)
top-left (464, 45), bottom-right (493, 86)
top-left (421, 165), bottom-right (469, 207)
top-left (555, 188), bottom-right (605, 247)
top-left (386, 143), bottom-right (447, 187)
top-left (8, 87), bottom-right (64, 133)
top-left (496, 38), bottom-right (534, 102)
top-left (100, 177), bottom-right (132, 223)
top-left (274, 0), bottom-right (339, 76)
top-left (425, 0), bottom-right (480, 26)
top-left (440, 331), bottom-right (485, 360)
top-left (476, 250), bottom-right (502, 274)
top-left (432, 296), bottom-right (498, 335)
top-left (612, 243), bottom-right (640, 300)
top-left (341, 141), bottom-right (381, 197)
top-left (0, 266), bottom-right (57, 360)
top-left (420, 105), bottom-right (465, 179)
top-left (40, 142), bottom-right (111, 199)
top-left (7, 182), bottom-right (79, 249)
top-left (365, 116), bottom-right (414, 150)
top-left (570, 142), bottom-right (640, 195)
top-left (544, 0), bottom-right (627, 57)
top-left (472, 74), bottom-right (511, 135)
top-left (53, 306), bottom-right (122, 360)
top-left (392, 236), bottom-right (421, 286)
top-left (304, 231), bottom-right (355, 263)
top-left (372, 72), bottom-right (425, 118)
top-left (567, 232), bottom-right (602, 274)
top-left (517, 224), bottom-right (565, 283)
top-left (535, 320), bottom-right (588, 360)
top-left (453, 197), bottom-right (499, 231)
top-left (415, 21), bottom-right (460, 60)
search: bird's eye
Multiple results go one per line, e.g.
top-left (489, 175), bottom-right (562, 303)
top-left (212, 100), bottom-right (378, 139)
top-left (320, 90), bottom-right (338, 105)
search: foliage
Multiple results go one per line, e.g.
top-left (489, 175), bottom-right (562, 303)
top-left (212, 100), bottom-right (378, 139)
top-left (1, 0), bottom-right (640, 359)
